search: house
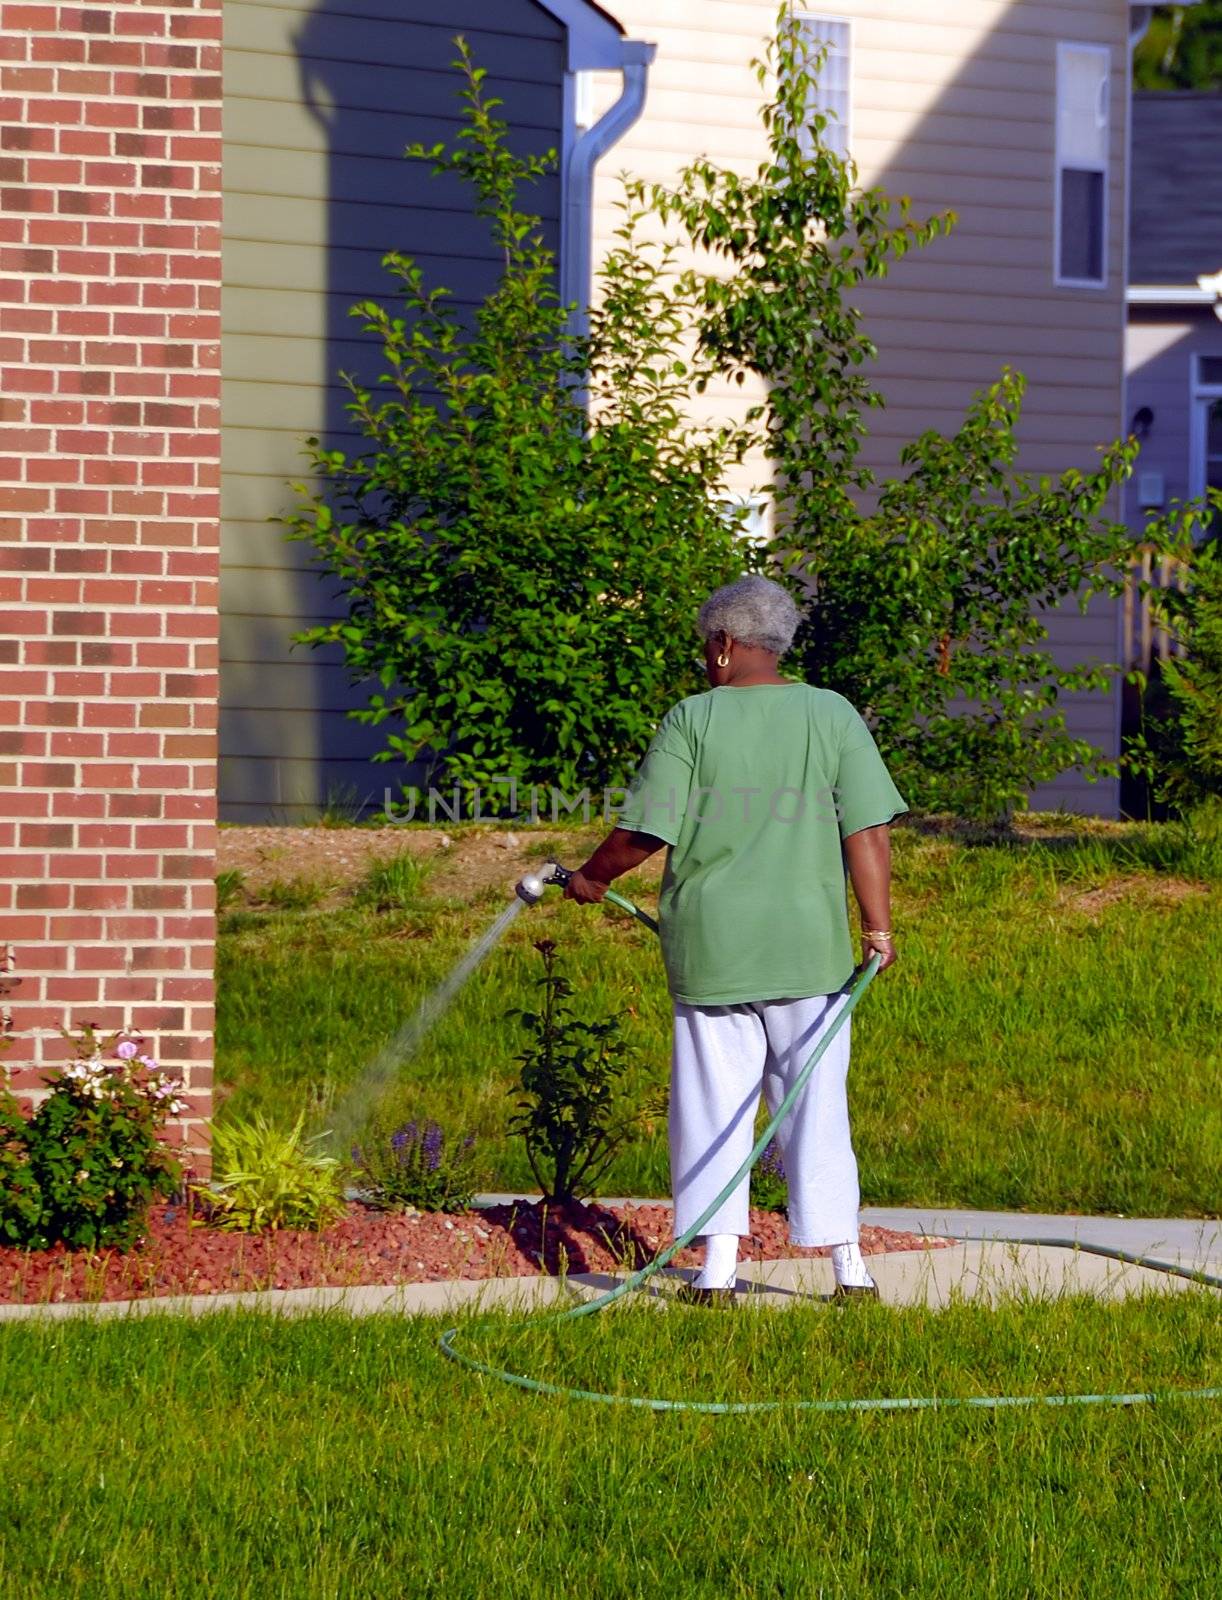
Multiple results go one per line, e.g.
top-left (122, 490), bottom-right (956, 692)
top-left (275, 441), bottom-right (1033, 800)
top-left (220, 0), bottom-right (1152, 820)
top-left (1125, 91), bottom-right (1222, 535)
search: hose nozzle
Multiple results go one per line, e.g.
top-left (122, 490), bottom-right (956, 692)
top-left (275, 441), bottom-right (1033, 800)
top-left (514, 860), bottom-right (572, 906)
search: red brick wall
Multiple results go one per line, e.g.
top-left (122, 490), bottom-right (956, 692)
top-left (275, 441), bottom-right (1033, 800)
top-left (0, 0), bottom-right (221, 1169)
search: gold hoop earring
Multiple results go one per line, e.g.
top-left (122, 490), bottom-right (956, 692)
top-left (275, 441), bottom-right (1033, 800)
top-left (716, 650), bottom-right (731, 669)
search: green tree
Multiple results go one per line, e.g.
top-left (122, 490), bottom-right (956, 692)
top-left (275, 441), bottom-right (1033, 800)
top-left (282, 42), bottom-right (754, 801)
top-left (1134, 5), bottom-right (1222, 90)
top-left (637, 8), bottom-right (1196, 821)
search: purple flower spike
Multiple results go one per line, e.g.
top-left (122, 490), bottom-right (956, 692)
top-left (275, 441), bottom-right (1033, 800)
top-left (423, 1123), bottom-right (443, 1171)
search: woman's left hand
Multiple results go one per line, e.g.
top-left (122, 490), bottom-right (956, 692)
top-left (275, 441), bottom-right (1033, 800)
top-left (565, 869), bottom-right (608, 904)
top-left (862, 935), bottom-right (897, 973)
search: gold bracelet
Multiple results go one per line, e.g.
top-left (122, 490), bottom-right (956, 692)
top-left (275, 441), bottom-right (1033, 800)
top-left (861, 929), bottom-right (892, 940)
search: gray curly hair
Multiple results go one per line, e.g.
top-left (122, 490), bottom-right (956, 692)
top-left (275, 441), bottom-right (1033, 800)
top-left (697, 574), bottom-right (801, 656)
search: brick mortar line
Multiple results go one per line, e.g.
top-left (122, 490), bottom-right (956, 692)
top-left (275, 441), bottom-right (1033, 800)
top-left (1, 263), bottom-right (220, 276)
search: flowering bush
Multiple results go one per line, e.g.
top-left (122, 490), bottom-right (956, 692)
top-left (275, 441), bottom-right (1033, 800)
top-left (750, 1140), bottom-right (788, 1215)
top-left (354, 1120), bottom-right (478, 1214)
top-left (0, 1026), bottom-right (186, 1252)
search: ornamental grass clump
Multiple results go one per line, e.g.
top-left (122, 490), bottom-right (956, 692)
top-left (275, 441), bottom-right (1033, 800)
top-left (0, 1026), bottom-right (186, 1252)
top-left (199, 1112), bottom-right (347, 1233)
top-left (354, 1119), bottom-right (478, 1213)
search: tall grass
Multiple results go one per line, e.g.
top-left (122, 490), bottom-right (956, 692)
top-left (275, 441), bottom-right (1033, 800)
top-left (216, 818), bottom-right (1222, 1216)
top-left (0, 1295), bottom-right (1216, 1597)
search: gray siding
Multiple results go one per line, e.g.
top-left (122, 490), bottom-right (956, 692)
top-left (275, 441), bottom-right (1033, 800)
top-left (221, 0), bottom-right (565, 819)
top-left (1127, 309), bottom-right (1222, 524)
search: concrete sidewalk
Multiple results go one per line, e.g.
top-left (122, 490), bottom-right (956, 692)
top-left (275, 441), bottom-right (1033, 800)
top-left (0, 1237), bottom-right (1215, 1323)
top-left (859, 1208), bottom-right (1222, 1269)
top-left (476, 1196), bottom-right (1222, 1273)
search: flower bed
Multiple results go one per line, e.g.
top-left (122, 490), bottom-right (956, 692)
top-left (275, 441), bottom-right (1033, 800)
top-left (0, 1200), bottom-right (950, 1305)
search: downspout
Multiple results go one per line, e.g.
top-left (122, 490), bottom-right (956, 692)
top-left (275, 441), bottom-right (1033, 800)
top-left (561, 40), bottom-right (657, 335)
top-left (1116, 5), bottom-right (1155, 802)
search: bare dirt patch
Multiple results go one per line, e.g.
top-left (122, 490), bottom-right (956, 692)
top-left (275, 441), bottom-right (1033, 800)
top-left (0, 1202), bottom-right (949, 1305)
top-left (1057, 875), bottom-right (1208, 918)
top-left (217, 825), bottom-right (656, 906)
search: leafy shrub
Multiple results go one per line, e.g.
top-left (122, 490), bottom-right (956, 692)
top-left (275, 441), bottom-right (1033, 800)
top-left (750, 1140), bottom-right (788, 1214)
top-left (355, 853), bottom-right (432, 913)
top-left (0, 1094), bottom-right (43, 1247)
top-left (354, 1120), bottom-right (477, 1213)
top-left (1150, 534), bottom-right (1222, 810)
top-left (215, 868), bottom-right (246, 914)
top-left (199, 1112), bottom-right (347, 1233)
top-left (281, 40), bottom-right (752, 798)
top-left (506, 940), bottom-right (643, 1205)
top-left (0, 1028), bottom-right (185, 1253)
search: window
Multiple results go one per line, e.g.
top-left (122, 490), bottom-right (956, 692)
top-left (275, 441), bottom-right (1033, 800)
top-left (796, 14), bottom-right (851, 159)
top-left (1055, 42), bottom-right (1109, 287)
top-left (1191, 356), bottom-right (1222, 532)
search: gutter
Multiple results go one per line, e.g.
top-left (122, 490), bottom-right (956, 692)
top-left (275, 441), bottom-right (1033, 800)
top-left (561, 40), bottom-right (657, 332)
top-left (531, 2), bottom-right (656, 332)
top-left (1127, 281), bottom-right (1222, 320)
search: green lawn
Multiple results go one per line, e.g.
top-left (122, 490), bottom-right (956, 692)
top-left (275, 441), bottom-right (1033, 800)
top-left (215, 814), bottom-right (1222, 1216)
top-left (0, 1295), bottom-right (1217, 1597)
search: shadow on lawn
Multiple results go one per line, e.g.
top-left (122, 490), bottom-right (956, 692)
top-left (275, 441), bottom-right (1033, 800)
top-left (902, 812), bottom-right (1221, 878)
top-left (482, 1200), bottom-right (660, 1275)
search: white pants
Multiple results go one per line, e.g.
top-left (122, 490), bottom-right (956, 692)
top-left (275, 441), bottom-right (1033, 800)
top-left (670, 990), bottom-right (859, 1248)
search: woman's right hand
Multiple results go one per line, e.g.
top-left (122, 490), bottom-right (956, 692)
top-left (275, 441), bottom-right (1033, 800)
top-left (565, 869), bottom-right (608, 904)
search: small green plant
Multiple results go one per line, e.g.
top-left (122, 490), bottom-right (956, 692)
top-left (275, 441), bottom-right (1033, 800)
top-left (506, 939), bottom-right (643, 1205)
top-left (316, 781), bottom-right (367, 829)
top-left (260, 875), bottom-right (329, 912)
top-left (750, 1139), bottom-right (788, 1214)
top-left (199, 1111), bottom-right (347, 1233)
top-left (215, 868), bottom-right (246, 914)
top-left (354, 1119), bottom-right (478, 1213)
top-left (0, 1027), bottom-right (185, 1253)
top-left (355, 853), bottom-right (432, 912)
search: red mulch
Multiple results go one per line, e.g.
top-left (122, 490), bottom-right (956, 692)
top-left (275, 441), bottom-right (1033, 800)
top-left (0, 1201), bottom-right (951, 1305)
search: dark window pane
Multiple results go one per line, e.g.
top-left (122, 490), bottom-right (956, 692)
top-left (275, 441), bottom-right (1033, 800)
top-left (1200, 357), bottom-right (1222, 386)
top-left (1059, 167), bottom-right (1104, 282)
top-left (1208, 399), bottom-right (1222, 455)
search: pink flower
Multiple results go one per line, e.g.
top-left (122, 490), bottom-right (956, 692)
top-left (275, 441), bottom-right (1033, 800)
top-left (115, 1040), bottom-right (138, 1061)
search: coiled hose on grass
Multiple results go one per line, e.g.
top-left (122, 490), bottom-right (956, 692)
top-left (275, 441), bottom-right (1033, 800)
top-left (440, 893), bottom-right (1221, 1414)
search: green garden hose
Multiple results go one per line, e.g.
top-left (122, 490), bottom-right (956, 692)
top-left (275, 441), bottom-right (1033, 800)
top-left (440, 888), bottom-right (1222, 1414)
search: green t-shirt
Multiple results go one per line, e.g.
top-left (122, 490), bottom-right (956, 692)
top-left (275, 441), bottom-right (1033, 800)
top-left (617, 683), bottom-right (908, 1005)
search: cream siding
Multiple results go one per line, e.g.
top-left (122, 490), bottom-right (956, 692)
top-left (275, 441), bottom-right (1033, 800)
top-left (220, 0), bottom-right (566, 818)
top-left (591, 0), bottom-right (1132, 816)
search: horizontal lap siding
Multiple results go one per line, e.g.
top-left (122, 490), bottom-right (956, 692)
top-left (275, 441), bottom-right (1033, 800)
top-left (594, 0), bottom-right (1129, 816)
top-left (221, 0), bottom-right (565, 819)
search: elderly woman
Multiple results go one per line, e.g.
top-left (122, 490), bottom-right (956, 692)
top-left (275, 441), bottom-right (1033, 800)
top-left (565, 574), bottom-right (907, 1304)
